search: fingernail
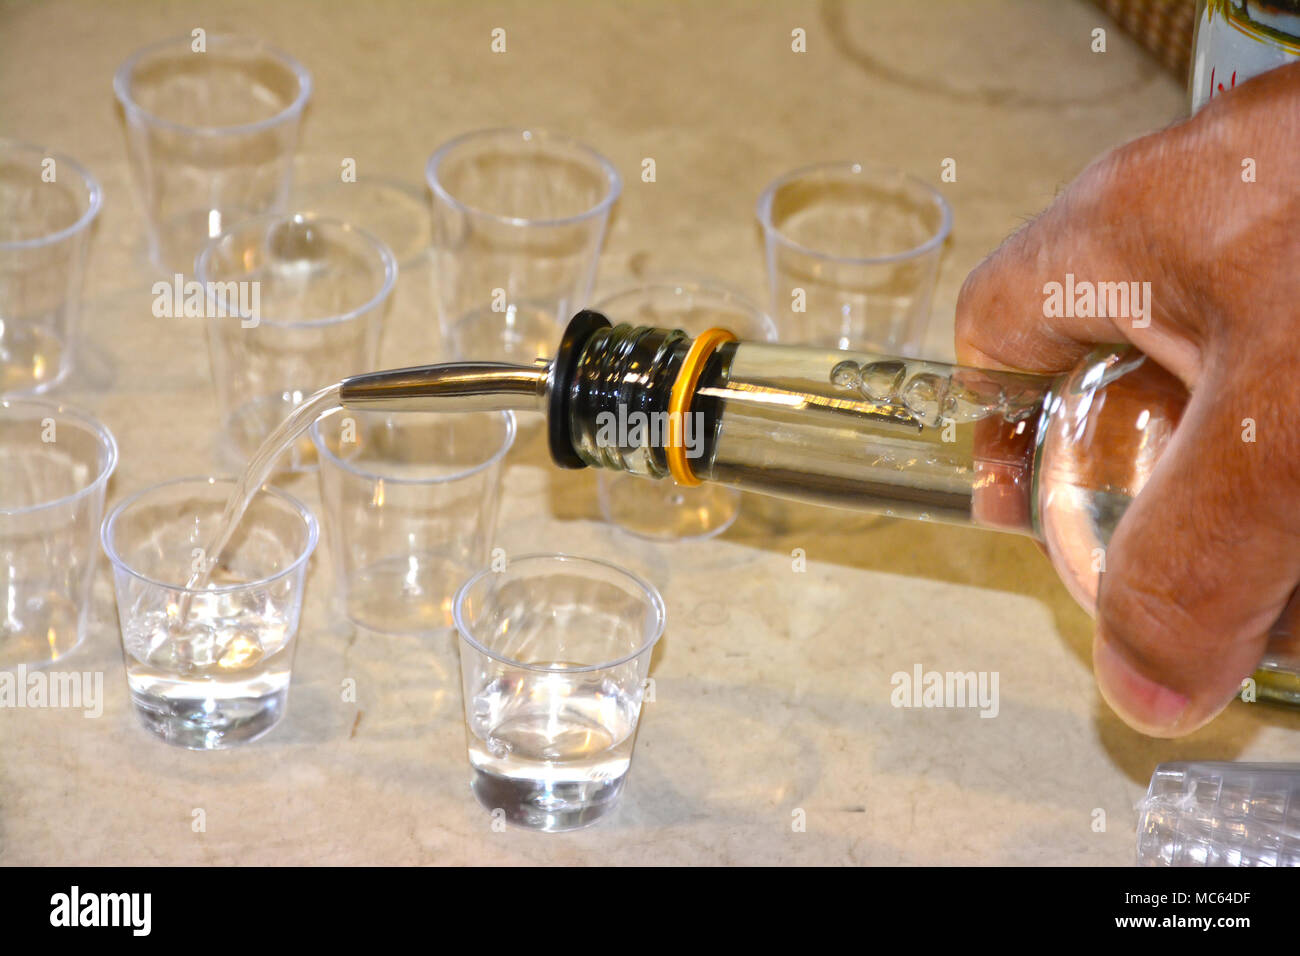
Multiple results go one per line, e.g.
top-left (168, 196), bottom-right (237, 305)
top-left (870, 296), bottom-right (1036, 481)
top-left (1094, 635), bottom-right (1190, 736)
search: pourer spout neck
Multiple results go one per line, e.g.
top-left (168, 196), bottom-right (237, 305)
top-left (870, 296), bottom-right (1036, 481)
top-left (338, 361), bottom-right (550, 414)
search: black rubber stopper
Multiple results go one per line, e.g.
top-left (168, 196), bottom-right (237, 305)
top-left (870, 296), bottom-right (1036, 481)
top-left (547, 310), bottom-right (612, 469)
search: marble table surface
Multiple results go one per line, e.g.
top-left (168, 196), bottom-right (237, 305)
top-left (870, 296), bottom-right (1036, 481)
top-left (3, 0), bottom-right (1296, 865)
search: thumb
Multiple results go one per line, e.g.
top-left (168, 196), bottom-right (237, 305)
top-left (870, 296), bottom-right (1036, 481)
top-left (1093, 358), bottom-right (1300, 736)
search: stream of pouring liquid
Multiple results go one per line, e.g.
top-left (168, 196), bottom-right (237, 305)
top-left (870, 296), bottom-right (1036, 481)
top-left (171, 384), bottom-right (344, 628)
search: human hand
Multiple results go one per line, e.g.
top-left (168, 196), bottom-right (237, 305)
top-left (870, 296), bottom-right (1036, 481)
top-left (955, 64), bottom-right (1300, 736)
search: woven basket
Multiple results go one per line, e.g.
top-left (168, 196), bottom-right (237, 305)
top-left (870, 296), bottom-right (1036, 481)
top-left (1092, 0), bottom-right (1198, 76)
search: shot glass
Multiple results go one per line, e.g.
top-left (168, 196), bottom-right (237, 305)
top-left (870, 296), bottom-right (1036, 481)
top-left (453, 554), bottom-right (665, 831)
top-left (114, 34), bottom-right (312, 275)
top-left (196, 213), bottom-right (396, 471)
top-left (593, 277), bottom-right (778, 539)
top-left (0, 400), bottom-right (117, 668)
top-left (100, 476), bottom-right (318, 749)
top-left (311, 408), bottom-right (515, 634)
top-left (0, 141), bottom-right (102, 395)
top-left (757, 162), bottom-right (951, 354)
top-left (426, 128), bottom-right (620, 364)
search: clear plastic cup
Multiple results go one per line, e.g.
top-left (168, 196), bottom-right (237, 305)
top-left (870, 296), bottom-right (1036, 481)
top-left (453, 554), bottom-right (665, 831)
top-left (0, 400), bottom-right (117, 668)
top-left (196, 213), bottom-right (396, 471)
top-left (0, 140), bottom-right (102, 395)
top-left (114, 34), bottom-right (312, 275)
top-left (757, 161), bottom-right (951, 354)
top-left (310, 408), bottom-right (515, 634)
top-left (1137, 761), bottom-right (1300, 866)
top-left (593, 277), bottom-right (778, 539)
top-left (100, 476), bottom-right (318, 749)
top-left (426, 128), bottom-right (620, 364)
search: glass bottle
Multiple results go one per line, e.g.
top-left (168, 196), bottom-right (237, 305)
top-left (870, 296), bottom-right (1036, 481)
top-left (339, 314), bottom-right (1300, 704)
top-left (1190, 0), bottom-right (1300, 113)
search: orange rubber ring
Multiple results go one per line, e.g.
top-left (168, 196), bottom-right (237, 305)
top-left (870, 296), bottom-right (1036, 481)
top-left (667, 327), bottom-right (737, 486)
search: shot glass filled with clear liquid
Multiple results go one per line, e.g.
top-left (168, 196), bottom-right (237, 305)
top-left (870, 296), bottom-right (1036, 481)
top-left (452, 554), bottom-right (665, 831)
top-left (101, 477), bottom-right (318, 749)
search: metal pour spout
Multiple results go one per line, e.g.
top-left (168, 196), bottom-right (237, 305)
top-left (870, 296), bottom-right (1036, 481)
top-left (336, 311), bottom-right (616, 471)
top-left (338, 359), bottom-right (551, 413)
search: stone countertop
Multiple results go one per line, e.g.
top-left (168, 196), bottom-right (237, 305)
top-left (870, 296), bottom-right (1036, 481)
top-left (3, 0), bottom-right (1296, 866)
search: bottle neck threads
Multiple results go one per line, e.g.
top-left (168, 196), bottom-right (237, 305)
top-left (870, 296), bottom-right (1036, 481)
top-left (566, 324), bottom-right (691, 477)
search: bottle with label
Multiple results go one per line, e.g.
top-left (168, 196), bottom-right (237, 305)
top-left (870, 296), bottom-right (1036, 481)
top-left (1190, 0), bottom-right (1300, 112)
top-left (338, 312), bottom-right (1300, 706)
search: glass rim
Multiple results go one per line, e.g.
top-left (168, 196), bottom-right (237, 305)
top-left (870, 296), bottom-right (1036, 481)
top-left (593, 273), bottom-right (779, 342)
top-left (99, 475), bottom-right (319, 595)
top-left (194, 212), bottom-right (399, 329)
top-left (425, 127), bottom-right (622, 229)
top-left (755, 160), bottom-right (953, 266)
top-left (0, 140), bottom-right (103, 251)
top-left (113, 33), bottom-right (313, 139)
top-left (0, 399), bottom-right (118, 517)
top-left (309, 407), bottom-right (517, 485)
top-left (453, 552), bottom-right (666, 674)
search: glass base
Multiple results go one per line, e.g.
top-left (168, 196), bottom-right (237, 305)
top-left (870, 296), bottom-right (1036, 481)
top-left (343, 553), bottom-right (473, 634)
top-left (598, 472), bottom-right (741, 540)
top-left (470, 767), bottom-right (626, 832)
top-left (130, 687), bottom-right (287, 750)
top-left (0, 324), bottom-right (70, 397)
top-left (0, 597), bottom-right (85, 669)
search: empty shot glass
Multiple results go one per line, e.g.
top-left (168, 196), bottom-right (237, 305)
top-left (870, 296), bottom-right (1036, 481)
top-left (0, 141), bottom-right (102, 395)
top-left (453, 554), bottom-right (665, 831)
top-left (0, 400), bottom-right (117, 668)
top-left (593, 277), bottom-right (778, 539)
top-left (196, 213), bottom-right (396, 471)
top-left (757, 161), bottom-right (951, 354)
top-left (114, 34), bottom-right (312, 275)
top-left (100, 476), bottom-right (318, 749)
top-left (311, 408), bottom-right (515, 634)
top-left (426, 128), bottom-right (620, 364)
